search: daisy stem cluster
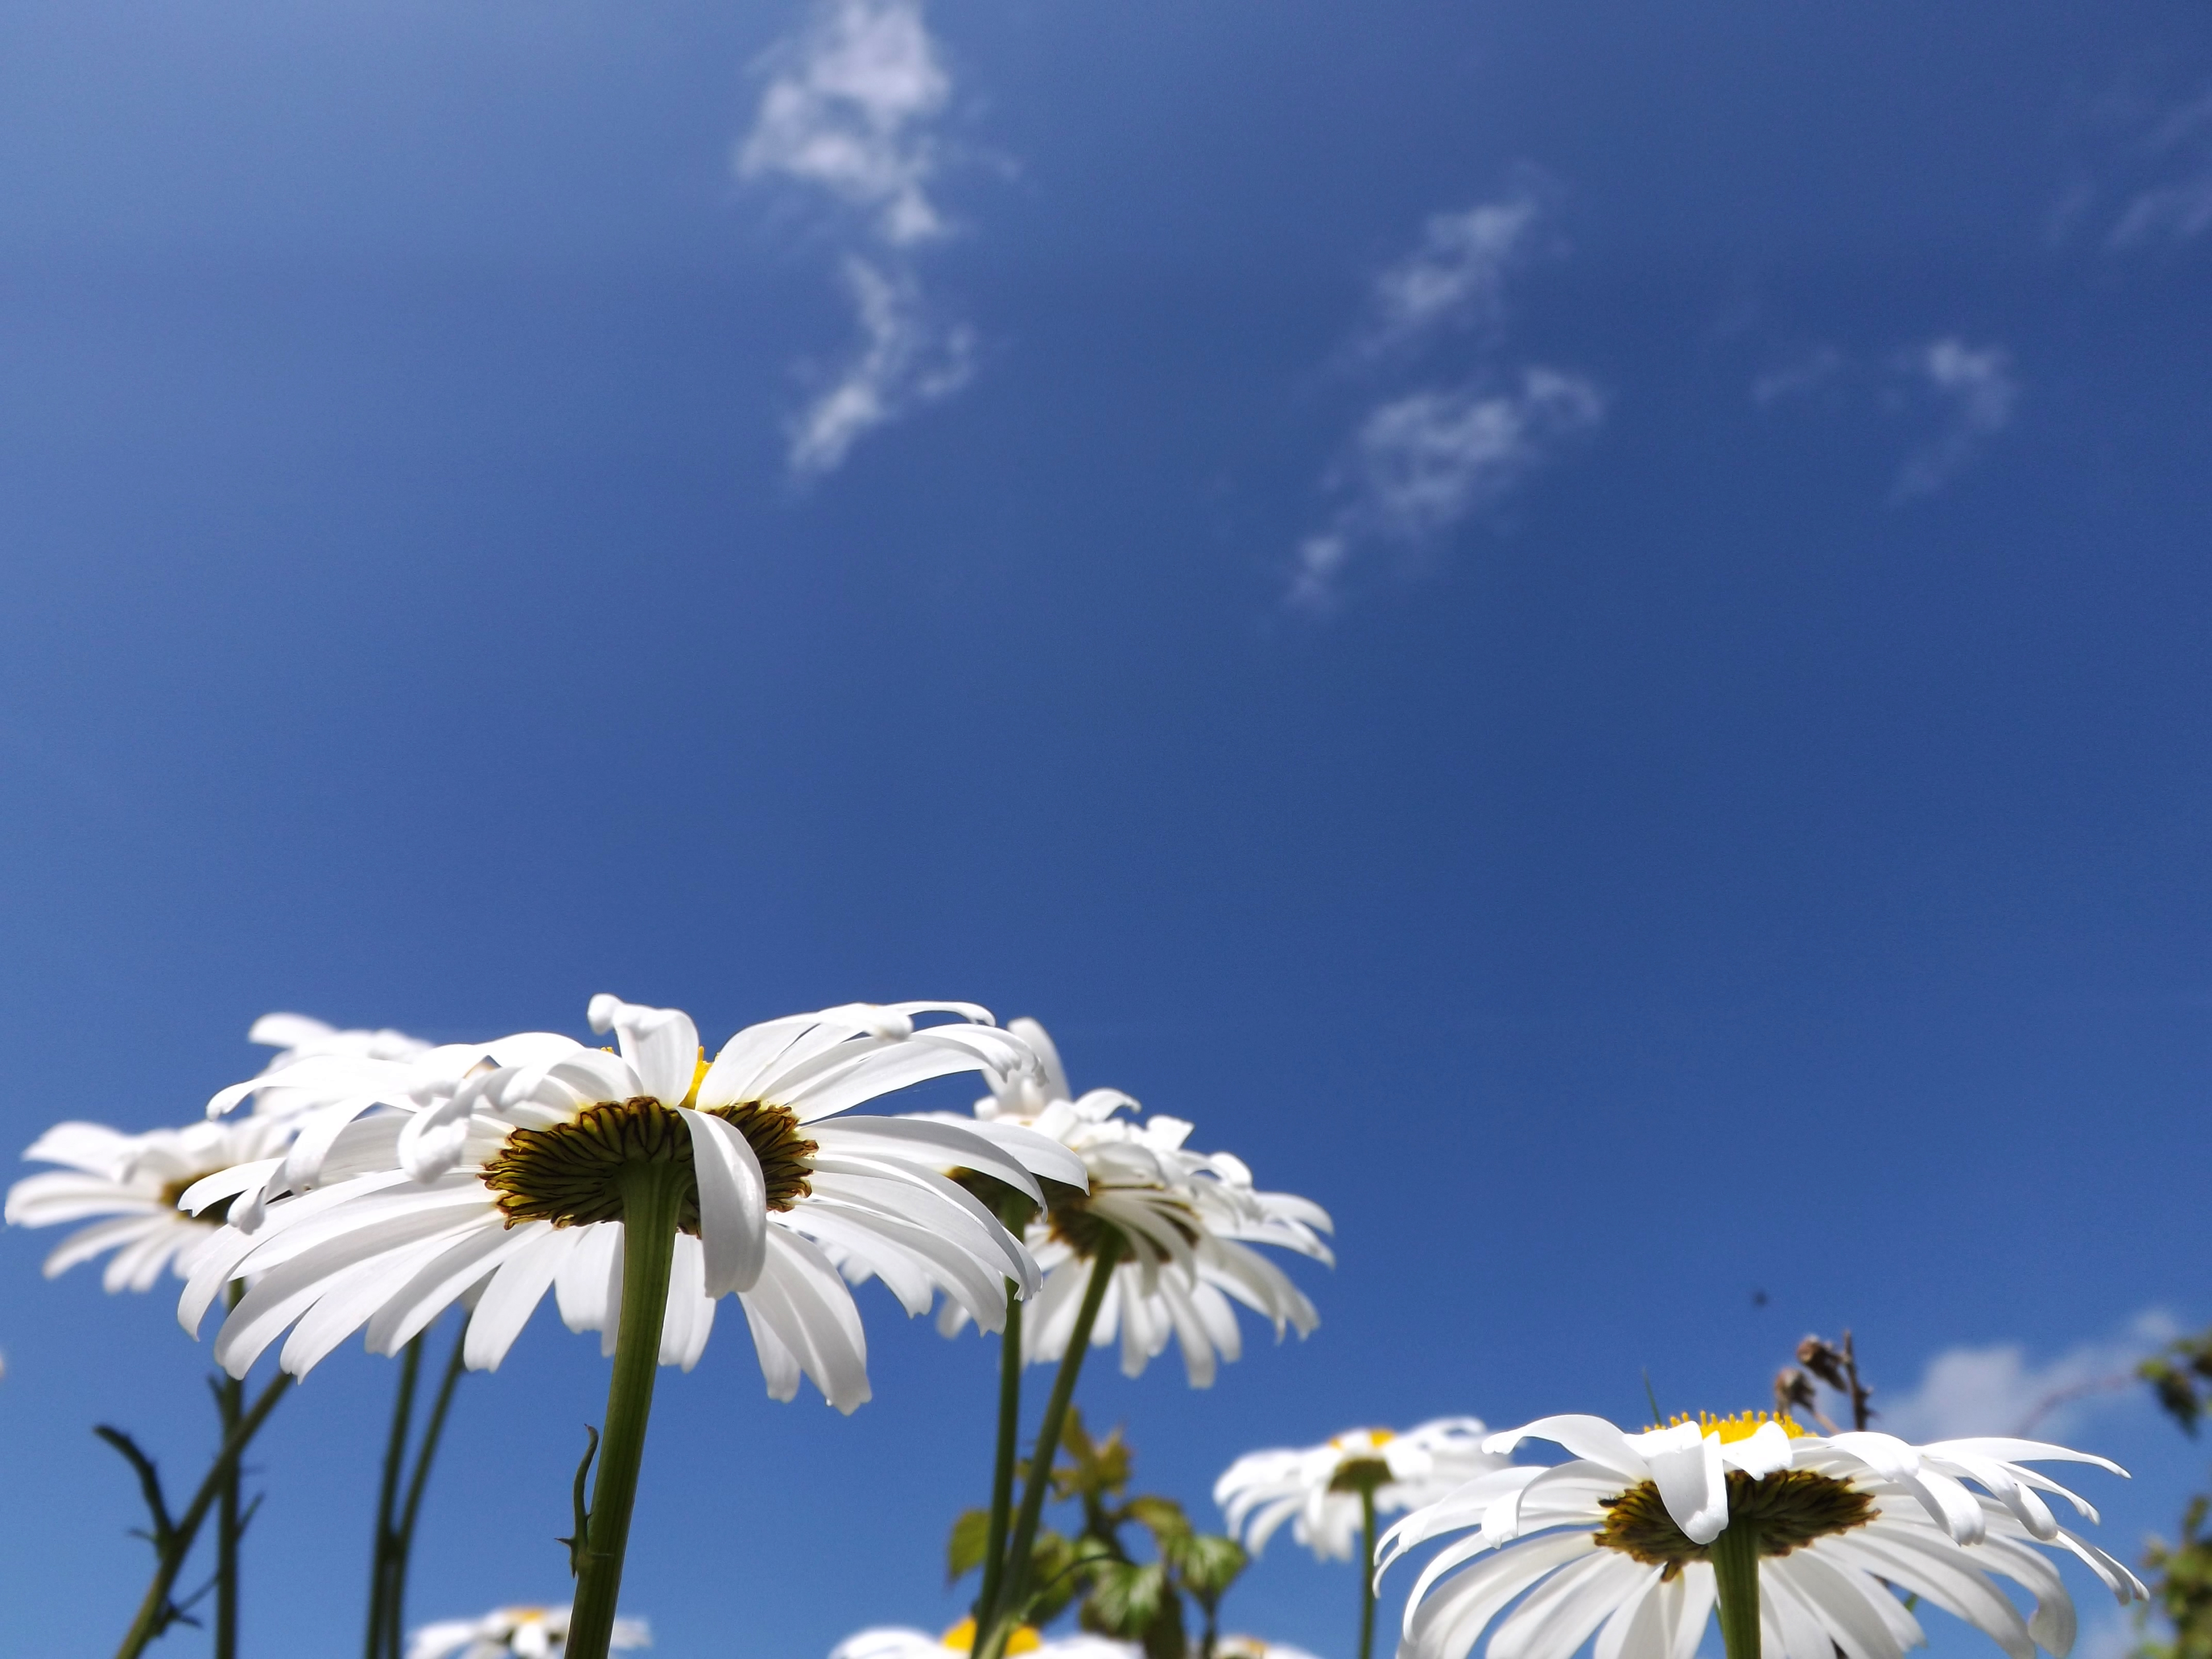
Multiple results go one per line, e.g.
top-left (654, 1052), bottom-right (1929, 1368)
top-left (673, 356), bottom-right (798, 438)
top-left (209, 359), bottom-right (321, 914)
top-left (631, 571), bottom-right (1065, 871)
top-left (365, 1321), bottom-right (468, 1659)
top-left (110, 1370), bottom-right (294, 1659)
top-left (566, 1160), bottom-right (688, 1659)
top-left (979, 1230), bottom-right (1125, 1659)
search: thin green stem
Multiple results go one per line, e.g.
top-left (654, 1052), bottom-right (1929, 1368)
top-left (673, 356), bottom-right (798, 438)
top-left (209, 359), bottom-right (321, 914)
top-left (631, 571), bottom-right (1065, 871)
top-left (217, 1283), bottom-right (246, 1659)
top-left (984, 1231), bottom-right (1124, 1659)
top-left (112, 1372), bottom-right (294, 1659)
top-left (974, 1275), bottom-right (1024, 1636)
top-left (565, 1161), bottom-right (685, 1659)
top-left (365, 1334), bottom-right (425, 1659)
top-left (385, 1319), bottom-right (468, 1659)
top-left (1709, 1516), bottom-right (1763, 1659)
top-left (1358, 1486), bottom-right (1379, 1659)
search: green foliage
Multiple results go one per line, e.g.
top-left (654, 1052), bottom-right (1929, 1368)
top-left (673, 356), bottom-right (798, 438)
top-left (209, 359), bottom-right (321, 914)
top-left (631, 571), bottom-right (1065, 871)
top-left (949, 1408), bottom-right (1248, 1659)
top-left (2142, 1333), bottom-right (2212, 1438)
top-left (2142, 1498), bottom-right (2212, 1659)
top-left (2137, 1326), bottom-right (2212, 1659)
top-left (949, 1509), bottom-right (993, 1582)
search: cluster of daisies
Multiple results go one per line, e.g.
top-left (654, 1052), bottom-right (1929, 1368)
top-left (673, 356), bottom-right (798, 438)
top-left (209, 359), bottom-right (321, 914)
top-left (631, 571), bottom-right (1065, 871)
top-left (8, 997), bottom-right (1333, 1658)
top-left (7, 996), bottom-right (2150, 1659)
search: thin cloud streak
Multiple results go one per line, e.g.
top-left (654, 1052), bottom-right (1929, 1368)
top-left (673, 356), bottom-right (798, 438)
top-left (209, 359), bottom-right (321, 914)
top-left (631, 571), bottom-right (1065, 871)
top-left (787, 257), bottom-right (974, 479)
top-left (2048, 78), bottom-right (2212, 252)
top-left (2109, 87), bottom-right (2212, 248)
top-left (1890, 336), bottom-right (2020, 502)
top-left (739, 0), bottom-right (979, 480)
top-left (1292, 181), bottom-right (1602, 614)
top-left (1750, 335), bottom-right (2021, 502)
top-left (1360, 176), bottom-right (1552, 356)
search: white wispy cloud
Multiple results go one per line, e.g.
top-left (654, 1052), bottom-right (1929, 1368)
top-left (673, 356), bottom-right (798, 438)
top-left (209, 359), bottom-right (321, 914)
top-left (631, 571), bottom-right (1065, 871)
top-left (2048, 78), bottom-right (2212, 253)
top-left (1879, 1309), bottom-right (2177, 1442)
top-left (1293, 183), bottom-right (1602, 613)
top-left (1750, 344), bottom-right (1845, 408)
top-left (739, 0), bottom-right (951, 247)
top-left (2109, 87), bottom-right (2212, 249)
top-left (787, 257), bottom-right (974, 478)
top-left (1749, 335), bottom-right (2021, 502)
top-left (1890, 336), bottom-right (2020, 502)
top-left (1361, 176), bottom-right (1552, 355)
top-left (739, 0), bottom-right (978, 478)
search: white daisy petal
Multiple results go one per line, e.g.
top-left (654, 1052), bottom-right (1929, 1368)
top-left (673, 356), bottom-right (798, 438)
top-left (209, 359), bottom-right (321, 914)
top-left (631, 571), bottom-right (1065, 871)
top-left (679, 1108), bottom-right (768, 1295)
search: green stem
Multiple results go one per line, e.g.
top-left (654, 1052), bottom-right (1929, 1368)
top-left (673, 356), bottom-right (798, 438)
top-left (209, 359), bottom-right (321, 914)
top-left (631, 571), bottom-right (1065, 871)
top-left (1358, 1486), bottom-right (1379, 1659)
top-left (217, 1283), bottom-right (246, 1659)
top-left (565, 1161), bottom-right (685, 1659)
top-left (385, 1320), bottom-right (468, 1659)
top-left (1709, 1516), bottom-right (1763, 1659)
top-left (973, 1275), bottom-right (1024, 1636)
top-left (112, 1372), bottom-right (294, 1659)
top-left (984, 1231), bottom-right (1124, 1659)
top-left (365, 1334), bottom-right (425, 1659)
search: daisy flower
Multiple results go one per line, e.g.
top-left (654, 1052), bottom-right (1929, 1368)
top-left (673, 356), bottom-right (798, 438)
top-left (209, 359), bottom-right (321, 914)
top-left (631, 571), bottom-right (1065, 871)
top-left (182, 995), bottom-right (1070, 1659)
top-left (4, 1013), bottom-right (436, 1292)
top-left (935, 1018), bottom-right (1332, 1388)
top-left (404, 1605), bottom-right (648, 1659)
top-left (180, 995), bottom-right (1077, 1406)
top-left (1218, 1420), bottom-right (1505, 1659)
top-left (830, 1622), bottom-right (1135, 1659)
top-left (7, 1115), bottom-right (296, 1291)
top-left (1378, 1411), bottom-right (2146, 1659)
top-left (1219, 1420), bottom-right (1508, 1562)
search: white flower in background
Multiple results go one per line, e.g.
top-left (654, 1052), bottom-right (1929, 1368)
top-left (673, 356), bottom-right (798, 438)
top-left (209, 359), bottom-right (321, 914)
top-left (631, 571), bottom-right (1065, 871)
top-left (922, 1017), bottom-right (1331, 1387)
top-left (4, 1012), bottom-right (435, 1292)
top-left (831, 1622), bottom-right (1135, 1659)
top-left (246, 1012), bottom-right (433, 1075)
top-left (6, 1116), bottom-right (294, 1291)
top-left (1215, 1639), bottom-right (1329, 1659)
top-left (202, 1026), bottom-right (589, 1234)
top-left (1217, 1419), bottom-right (1508, 1562)
top-left (405, 1603), bottom-right (648, 1659)
top-left (180, 997), bottom-right (1082, 1412)
top-left (1379, 1411), bottom-right (2146, 1659)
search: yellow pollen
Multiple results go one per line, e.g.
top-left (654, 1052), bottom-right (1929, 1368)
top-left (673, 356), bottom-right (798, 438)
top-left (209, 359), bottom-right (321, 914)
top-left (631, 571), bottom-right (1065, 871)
top-left (1650, 1411), bottom-right (1806, 1443)
top-left (1329, 1428), bottom-right (1395, 1450)
top-left (939, 1620), bottom-right (1040, 1654)
top-left (688, 1050), bottom-right (710, 1106)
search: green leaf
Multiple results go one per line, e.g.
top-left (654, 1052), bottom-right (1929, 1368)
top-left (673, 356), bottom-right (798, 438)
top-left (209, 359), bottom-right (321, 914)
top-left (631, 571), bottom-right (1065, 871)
top-left (1124, 1496), bottom-right (1191, 1542)
top-left (1082, 1560), bottom-right (1169, 1637)
top-left (1024, 1530), bottom-right (1105, 1628)
top-left (948, 1508), bottom-right (992, 1582)
top-left (1051, 1409), bottom-right (1133, 1503)
top-left (1167, 1532), bottom-right (1247, 1599)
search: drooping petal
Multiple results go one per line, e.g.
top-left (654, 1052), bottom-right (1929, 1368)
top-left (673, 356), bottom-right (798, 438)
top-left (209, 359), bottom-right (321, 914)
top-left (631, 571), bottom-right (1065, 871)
top-left (679, 1107), bottom-right (768, 1295)
top-left (588, 996), bottom-right (701, 1109)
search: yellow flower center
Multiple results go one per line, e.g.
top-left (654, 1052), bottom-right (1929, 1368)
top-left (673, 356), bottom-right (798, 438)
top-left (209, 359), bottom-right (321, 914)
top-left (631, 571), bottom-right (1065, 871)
top-left (1596, 1412), bottom-right (1867, 1575)
top-left (940, 1619), bottom-right (1042, 1654)
top-left (1649, 1411), bottom-right (1807, 1442)
top-left (483, 1098), bottom-right (816, 1230)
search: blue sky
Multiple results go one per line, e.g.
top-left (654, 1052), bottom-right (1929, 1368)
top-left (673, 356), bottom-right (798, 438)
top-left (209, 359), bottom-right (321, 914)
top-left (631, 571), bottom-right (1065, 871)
top-left (2, 0), bottom-right (2210, 1654)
